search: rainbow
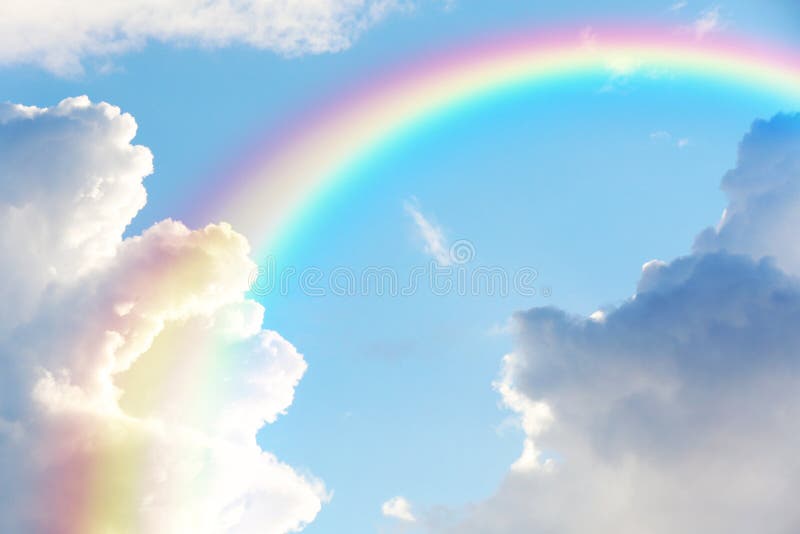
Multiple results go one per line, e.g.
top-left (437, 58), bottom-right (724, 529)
top-left (31, 24), bottom-right (800, 534)
top-left (195, 26), bottom-right (800, 256)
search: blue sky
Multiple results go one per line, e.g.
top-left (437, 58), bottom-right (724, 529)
top-left (2, 1), bottom-right (800, 533)
top-left (255, 77), bottom-right (797, 531)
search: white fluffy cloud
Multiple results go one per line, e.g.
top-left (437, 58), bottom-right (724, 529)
top-left (0, 96), bottom-right (151, 331)
top-left (382, 496), bottom-right (417, 522)
top-left (0, 97), bottom-right (325, 533)
top-left (434, 113), bottom-right (800, 533)
top-left (0, 0), bottom-right (407, 74)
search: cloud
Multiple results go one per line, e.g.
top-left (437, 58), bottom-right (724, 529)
top-left (692, 6), bottom-right (722, 37)
top-left (0, 97), bottom-right (325, 532)
top-left (695, 113), bottom-right (800, 275)
top-left (0, 0), bottom-right (408, 74)
top-left (649, 131), bottom-right (690, 149)
top-left (649, 130), bottom-right (672, 142)
top-left (579, 27), bottom-right (598, 50)
top-left (404, 198), bottom-right (452, 266)
top-left (382, 496), bottom-right (417, 522)
top-left (669, 1), bottom-right (688, 11)
top-left (433, 113), bottom-right (800, 534)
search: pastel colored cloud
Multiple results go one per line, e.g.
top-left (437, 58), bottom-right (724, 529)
top-left (693, 6), bottom-right (722, 38)
top-left (0, 97), bottom-right (325, 533)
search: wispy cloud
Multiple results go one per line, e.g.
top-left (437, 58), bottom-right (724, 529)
top-left (650, 131), bottom-right (673, 142)
top-left (669, 1), bottom-right (688, 11)
top-left (693, 6), bottom-right (722, 37)
top-left (404, 198), bottom-right (451, 266)
top-left (580, 26), bottom-right (646, 93)
top-left (580, 26), bottom-right (598, 50)
top-left (650, 130), bottom-right (691, 148)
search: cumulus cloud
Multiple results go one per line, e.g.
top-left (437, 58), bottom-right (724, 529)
top-left (695, 113), bottom-right (800, 275)
top-left (382, 496), bottom-right (417, 522)
top-left (0, 96), bottom-right (151, 331)
top-left (0, 0), bottom-right (408, 74)
top-left (404, 198), bottom-right (452, 266)
top-left (436, 113), bottom-right (800, 534)
top-left (0, 97), bottom-right (325, 532)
